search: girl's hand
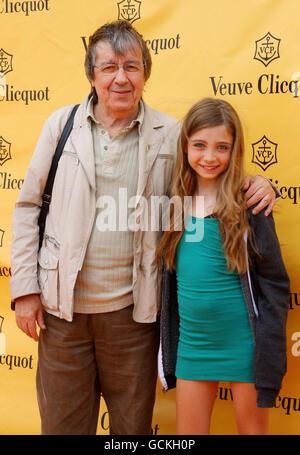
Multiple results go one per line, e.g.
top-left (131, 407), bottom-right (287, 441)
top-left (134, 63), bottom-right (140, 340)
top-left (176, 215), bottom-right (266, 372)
top-left (243, 175), bottom-right (276, 216)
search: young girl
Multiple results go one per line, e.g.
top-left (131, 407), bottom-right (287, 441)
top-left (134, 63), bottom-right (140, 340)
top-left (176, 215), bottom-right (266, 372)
top-left (157, 98), bottom-right (290, 435)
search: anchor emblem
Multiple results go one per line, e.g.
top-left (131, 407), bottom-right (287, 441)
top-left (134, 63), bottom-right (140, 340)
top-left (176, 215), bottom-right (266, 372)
top-left (251, 135), bottom-right (278, 171)
top-left (0, 137), bottom-right (12, 166)
top-left (0, 49), bottom-right (13, 77)
top-left (254, 32), bottom-right (281, 67)
top-left (117, 0), bottom-right (141, 24)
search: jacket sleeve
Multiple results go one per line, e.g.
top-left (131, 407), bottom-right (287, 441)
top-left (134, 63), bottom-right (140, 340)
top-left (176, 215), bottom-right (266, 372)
top-left (248, 210), bottom-right (290, 407)
top-left (9, 108), bottom-right (68, 301)
top-left (9, 118), bottom-right (57, 301)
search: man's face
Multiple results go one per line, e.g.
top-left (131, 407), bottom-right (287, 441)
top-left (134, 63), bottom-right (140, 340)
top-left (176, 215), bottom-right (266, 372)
top-left (91, 40), bottom-right (146, 118)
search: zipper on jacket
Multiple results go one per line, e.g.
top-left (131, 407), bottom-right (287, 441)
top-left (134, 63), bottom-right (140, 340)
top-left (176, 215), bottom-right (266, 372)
top-left (69, 137), bottom-right (81, 166)
top-left (68, 135), bottom-right (96, 272)
top-left (246, 268), bottom-right (259, 317)
top-left (244, 231), bottom-right (259, 318)
top-left (77, 210), bottom-right (96, 271)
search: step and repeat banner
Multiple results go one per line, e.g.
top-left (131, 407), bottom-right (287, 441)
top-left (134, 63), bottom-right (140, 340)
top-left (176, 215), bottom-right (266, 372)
top-left (0, 0), bottom-right (299, 435)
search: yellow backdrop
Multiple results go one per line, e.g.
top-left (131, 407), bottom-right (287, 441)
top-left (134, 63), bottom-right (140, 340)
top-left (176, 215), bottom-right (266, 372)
top-left (0, 0), bottom-right (299, 435)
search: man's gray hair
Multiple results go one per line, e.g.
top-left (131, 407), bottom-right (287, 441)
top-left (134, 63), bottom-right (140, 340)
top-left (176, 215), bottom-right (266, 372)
top-left (84, 20), bottom-right (152, 93)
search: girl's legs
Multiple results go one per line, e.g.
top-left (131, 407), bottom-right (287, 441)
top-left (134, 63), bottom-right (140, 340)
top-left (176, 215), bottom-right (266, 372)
top-left (176, 379), bottom-right (218, 434)
top-left (230, 382), bottom-right (269, 435)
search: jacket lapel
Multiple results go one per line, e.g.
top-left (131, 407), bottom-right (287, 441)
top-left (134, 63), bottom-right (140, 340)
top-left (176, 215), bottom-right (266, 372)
top-left (136, 103), bottom-right (164, 199)
top-left (68, 96), bottom-right (96, 190)
top-left (70, 124), bottom-right (96, 190)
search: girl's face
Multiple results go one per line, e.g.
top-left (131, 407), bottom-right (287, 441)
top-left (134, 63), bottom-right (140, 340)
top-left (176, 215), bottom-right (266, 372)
top-left (187, 124), bottom-right (233, 183)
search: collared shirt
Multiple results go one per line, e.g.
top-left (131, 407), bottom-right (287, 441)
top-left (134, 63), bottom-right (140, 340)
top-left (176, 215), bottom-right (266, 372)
top-left (73, 97), bottom-right (144, 313)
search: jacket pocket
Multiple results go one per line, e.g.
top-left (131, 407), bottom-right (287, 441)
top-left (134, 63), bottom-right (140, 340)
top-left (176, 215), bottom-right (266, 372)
top-left (156, 153), bottom-right (174, 160)
top-left (37, 247), bottom-right (59, 311)
top-left (61, 149), bottom-right (80, 165)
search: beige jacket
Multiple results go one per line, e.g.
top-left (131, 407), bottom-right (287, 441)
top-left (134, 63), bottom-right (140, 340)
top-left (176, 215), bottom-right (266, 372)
top-left (9, 95), bottom-right (181, 322)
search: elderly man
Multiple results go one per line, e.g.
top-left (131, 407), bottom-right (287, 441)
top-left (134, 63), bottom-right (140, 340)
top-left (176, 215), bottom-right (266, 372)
top-left (10, 20), bottom-right (277, 435)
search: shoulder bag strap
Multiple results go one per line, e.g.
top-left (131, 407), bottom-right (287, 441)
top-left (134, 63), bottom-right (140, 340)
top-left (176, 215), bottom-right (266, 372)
top-left (38, 103), bottom-right (79, 248)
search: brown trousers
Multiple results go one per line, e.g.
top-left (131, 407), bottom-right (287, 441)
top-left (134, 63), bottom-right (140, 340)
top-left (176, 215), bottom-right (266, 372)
top-left (36, 306), bottom-right (159, 435)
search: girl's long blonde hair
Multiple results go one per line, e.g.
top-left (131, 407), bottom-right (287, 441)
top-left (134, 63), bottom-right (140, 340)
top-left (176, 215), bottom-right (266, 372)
top-left (156, 97), bottom-right (250, 274)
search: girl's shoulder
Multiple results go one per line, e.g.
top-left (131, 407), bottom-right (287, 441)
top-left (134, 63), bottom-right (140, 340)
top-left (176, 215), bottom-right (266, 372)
top-left (246, 206), bottom-right (275, 232)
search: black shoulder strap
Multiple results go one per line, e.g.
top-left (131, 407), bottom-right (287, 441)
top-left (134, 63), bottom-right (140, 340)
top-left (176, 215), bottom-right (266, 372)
top-left (38, 103), bottom-right (79, 248)
top-left (43, 104), bottom-right (79, 200)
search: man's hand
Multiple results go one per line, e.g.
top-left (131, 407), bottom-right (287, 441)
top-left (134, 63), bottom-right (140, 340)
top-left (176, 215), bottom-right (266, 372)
top-left (243, 175), bottom-right (276, 216)
top-left (15, 294), bottom-right (46, 342)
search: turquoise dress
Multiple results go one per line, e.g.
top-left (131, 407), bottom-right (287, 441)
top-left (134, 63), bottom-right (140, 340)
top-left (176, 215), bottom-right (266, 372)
top-left (175, 216), bottom-right (254, 382)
